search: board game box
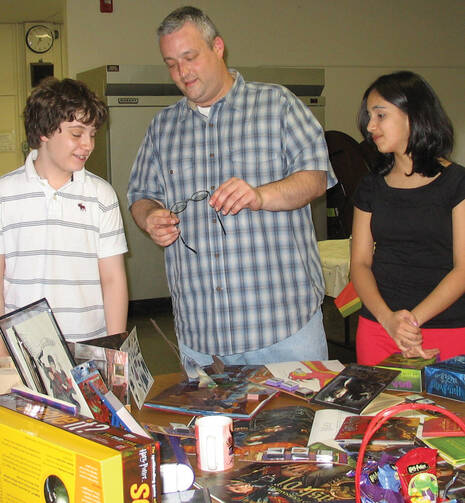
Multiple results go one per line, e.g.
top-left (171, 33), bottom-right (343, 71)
top-left (376, 353), bottom-right (438, 392)
top-left (0, 393), bottom-right (160, 503)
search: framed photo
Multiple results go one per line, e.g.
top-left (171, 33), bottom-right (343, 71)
top-left (0, 298), bottom-right (92, 417)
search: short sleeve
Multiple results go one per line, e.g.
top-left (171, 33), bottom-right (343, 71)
top-left (450, 163), bottom-right (465, 208)
top-left (353, 173), bottom-right (377, 213)
top-left (97, 181), bottom-right (128, 259)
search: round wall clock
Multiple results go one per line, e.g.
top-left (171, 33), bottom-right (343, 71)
top-left (25, 25), bottom-right (54, 54)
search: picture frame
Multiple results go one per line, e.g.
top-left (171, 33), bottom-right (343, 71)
top-left (0, 298), bottom-right (92, 417)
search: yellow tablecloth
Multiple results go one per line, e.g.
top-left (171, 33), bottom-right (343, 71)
top-left (317, 239), bottom-right (351, 298)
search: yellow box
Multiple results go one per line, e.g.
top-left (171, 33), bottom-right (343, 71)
top-left (0, 393), bottom-right (160, 503)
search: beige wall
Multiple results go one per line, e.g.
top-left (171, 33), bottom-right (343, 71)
top-left (66, 0), bottom-right (465, 161)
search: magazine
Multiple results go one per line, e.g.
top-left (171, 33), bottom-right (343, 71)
top-left (195, 462), bottom-right (356, 502)
top-left (311, 363), bottom-right (400, 414)
top-left (249, 360), bottom-right (344, 400)
top-left (144, 366), bottom-right (278, 419)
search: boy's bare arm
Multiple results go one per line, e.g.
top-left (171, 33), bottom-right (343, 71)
top-left (0, 255), bottom-right (8, 356)
top-left (98, 254), bottom-right (128, 335)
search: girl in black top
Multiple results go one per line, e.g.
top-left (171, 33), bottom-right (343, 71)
top-left (351, 71), bottom-right (465, 365)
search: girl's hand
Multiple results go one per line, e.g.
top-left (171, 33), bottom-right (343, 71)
top-left (381, 309), bottom-right (422, 352)
top-left (402, 345), bottom-right (440, 360)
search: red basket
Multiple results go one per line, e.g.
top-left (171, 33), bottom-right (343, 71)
top-left (355, 402), bottom-right (465, 503)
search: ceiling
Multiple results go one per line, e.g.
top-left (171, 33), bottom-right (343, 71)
top-left (0, 0), bottom-right (65, 23)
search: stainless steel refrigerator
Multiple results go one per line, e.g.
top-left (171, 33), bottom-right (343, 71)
top-left (78, 64), bottom-right (326, 301)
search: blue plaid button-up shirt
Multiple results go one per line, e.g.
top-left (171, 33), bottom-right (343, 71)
top-left (128, 72), bottom-right (336, 355)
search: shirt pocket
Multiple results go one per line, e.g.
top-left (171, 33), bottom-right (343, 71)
top-left (228, 149), bottom-right (283, 186)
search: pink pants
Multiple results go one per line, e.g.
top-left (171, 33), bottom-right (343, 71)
top-left (356, 315), bottom-right (465, 366)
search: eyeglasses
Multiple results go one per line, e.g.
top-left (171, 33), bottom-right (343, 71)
top-left (170, 190), bottom-right (226, 254)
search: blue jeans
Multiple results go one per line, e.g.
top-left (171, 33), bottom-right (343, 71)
top-left (179, 308), bottom-right (328, 368)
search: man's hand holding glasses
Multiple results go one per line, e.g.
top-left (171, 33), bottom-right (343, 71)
top-left (140, 201), bottom-right (181, 249)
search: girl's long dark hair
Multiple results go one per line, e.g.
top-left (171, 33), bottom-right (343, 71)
top-left (357, 71), bottom-right (454, 176)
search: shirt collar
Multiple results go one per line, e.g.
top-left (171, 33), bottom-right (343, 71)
top-left (179, 70), bottom-right (244, 120)
top-left (24, 149), bottom-right (85, 185)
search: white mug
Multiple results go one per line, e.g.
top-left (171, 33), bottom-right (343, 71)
top-left (195, 415), bottom-right (234, 472)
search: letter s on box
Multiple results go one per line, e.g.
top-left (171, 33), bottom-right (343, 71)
top-left (130, 482), bottom-right (150, 502)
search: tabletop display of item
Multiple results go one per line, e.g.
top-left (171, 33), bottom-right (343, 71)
top-left (424, 355), bottom-right (465, 401)
top-left (334, 415), bottom-right (420, 446)
top-left (311, 363), bottom-right (400, 414)
top-left (376, 352), bottom-right (439, 393)
top-left (0, 393), bottom-right (160, 503)
top-left (144, 365), bottom-right (278, 419)
top-left (0, 298), bottom-right (93, 417)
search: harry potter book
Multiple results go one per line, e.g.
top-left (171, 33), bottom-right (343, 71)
top-left (334, 415), bottom-right (420, 445)
top-left (311, 363), bottom-right (400, 414)
top-left (195, 462), bottom-right (356, 502)
top-left (144, 365), bottom-right (278, 419)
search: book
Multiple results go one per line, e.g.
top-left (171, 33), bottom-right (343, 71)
top-left (424, 355), bottom-right (465, 402)
top-left (421, 436), bottom-right (465, 468)
top-left (144, 365), bottom-right (278, 419)
top-left (151, 433), bottom-right (195, 493)
top-left (0, 392), bottom-right (161, 502)
top-left (334, 415), bottom-right (420, 445)
top-left (421, 415), bottom-right (465, 438)
top-left (311, 363), bottom-right (400, 414)
top-left (11, 384), bottom-right (78, 415)
top-left (194, 462), bottom-right (357, 502)
top-left (359, 392), bottom-right (405, 416)
top-left (376, 352), bottom-right (438, 392)
top-left (71, 359), bottom-right (112, 423)
top-left (308, 409), bottom-right (356, 449)
top-left (249, 360), bottom-right (344, 400)
top-left (234, 405), bottom-right (317, 461)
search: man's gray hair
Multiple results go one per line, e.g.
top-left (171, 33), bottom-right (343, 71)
top-left (157, 6), bottom-right (220, 47)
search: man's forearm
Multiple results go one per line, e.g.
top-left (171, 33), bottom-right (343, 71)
top-left (130, 199), bottom-right (164, 232)
top-left (258, 171), bottom-right (326, 211)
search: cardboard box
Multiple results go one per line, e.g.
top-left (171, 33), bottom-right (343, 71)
top-left (0, 393), bottom-right (160, 503)
top-left (424, 355), bottom-right (465, 402)
top-left (376, 353), bottom-right (438, 392)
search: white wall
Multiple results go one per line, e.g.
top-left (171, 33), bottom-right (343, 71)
top-left (66, 0), bottom-right (465, 161)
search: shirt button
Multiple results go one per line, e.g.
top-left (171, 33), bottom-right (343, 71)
top-left (210, 186), bottom-right (215, 191)
top-left (215, 253), bottom-right (220, 258)
top-left (216, 286), bottom-right (222, 292)
top-left (209, 123), bottom-right (214, 128)
top-left (210, 153), bottom-right (214, 158)
top-left (170, 169), bottom-right (174, 174)
top-left (212, 218), bottom-right (216, 224)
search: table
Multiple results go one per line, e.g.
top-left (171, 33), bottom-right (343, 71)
top-left (317, 238), bottom-right (351, 298)
top-left (138, 372), bottom-right (465, 424)
top-left (136, 372), bottom-right (465, 491)
top-left (318, 238), bottom-right (354, 347)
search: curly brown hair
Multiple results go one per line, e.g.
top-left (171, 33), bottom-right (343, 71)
top-left (24, 77), bottom-right (107, 149)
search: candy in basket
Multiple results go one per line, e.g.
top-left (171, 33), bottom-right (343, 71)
top-left (355, 403), bottom-right (465, 503)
